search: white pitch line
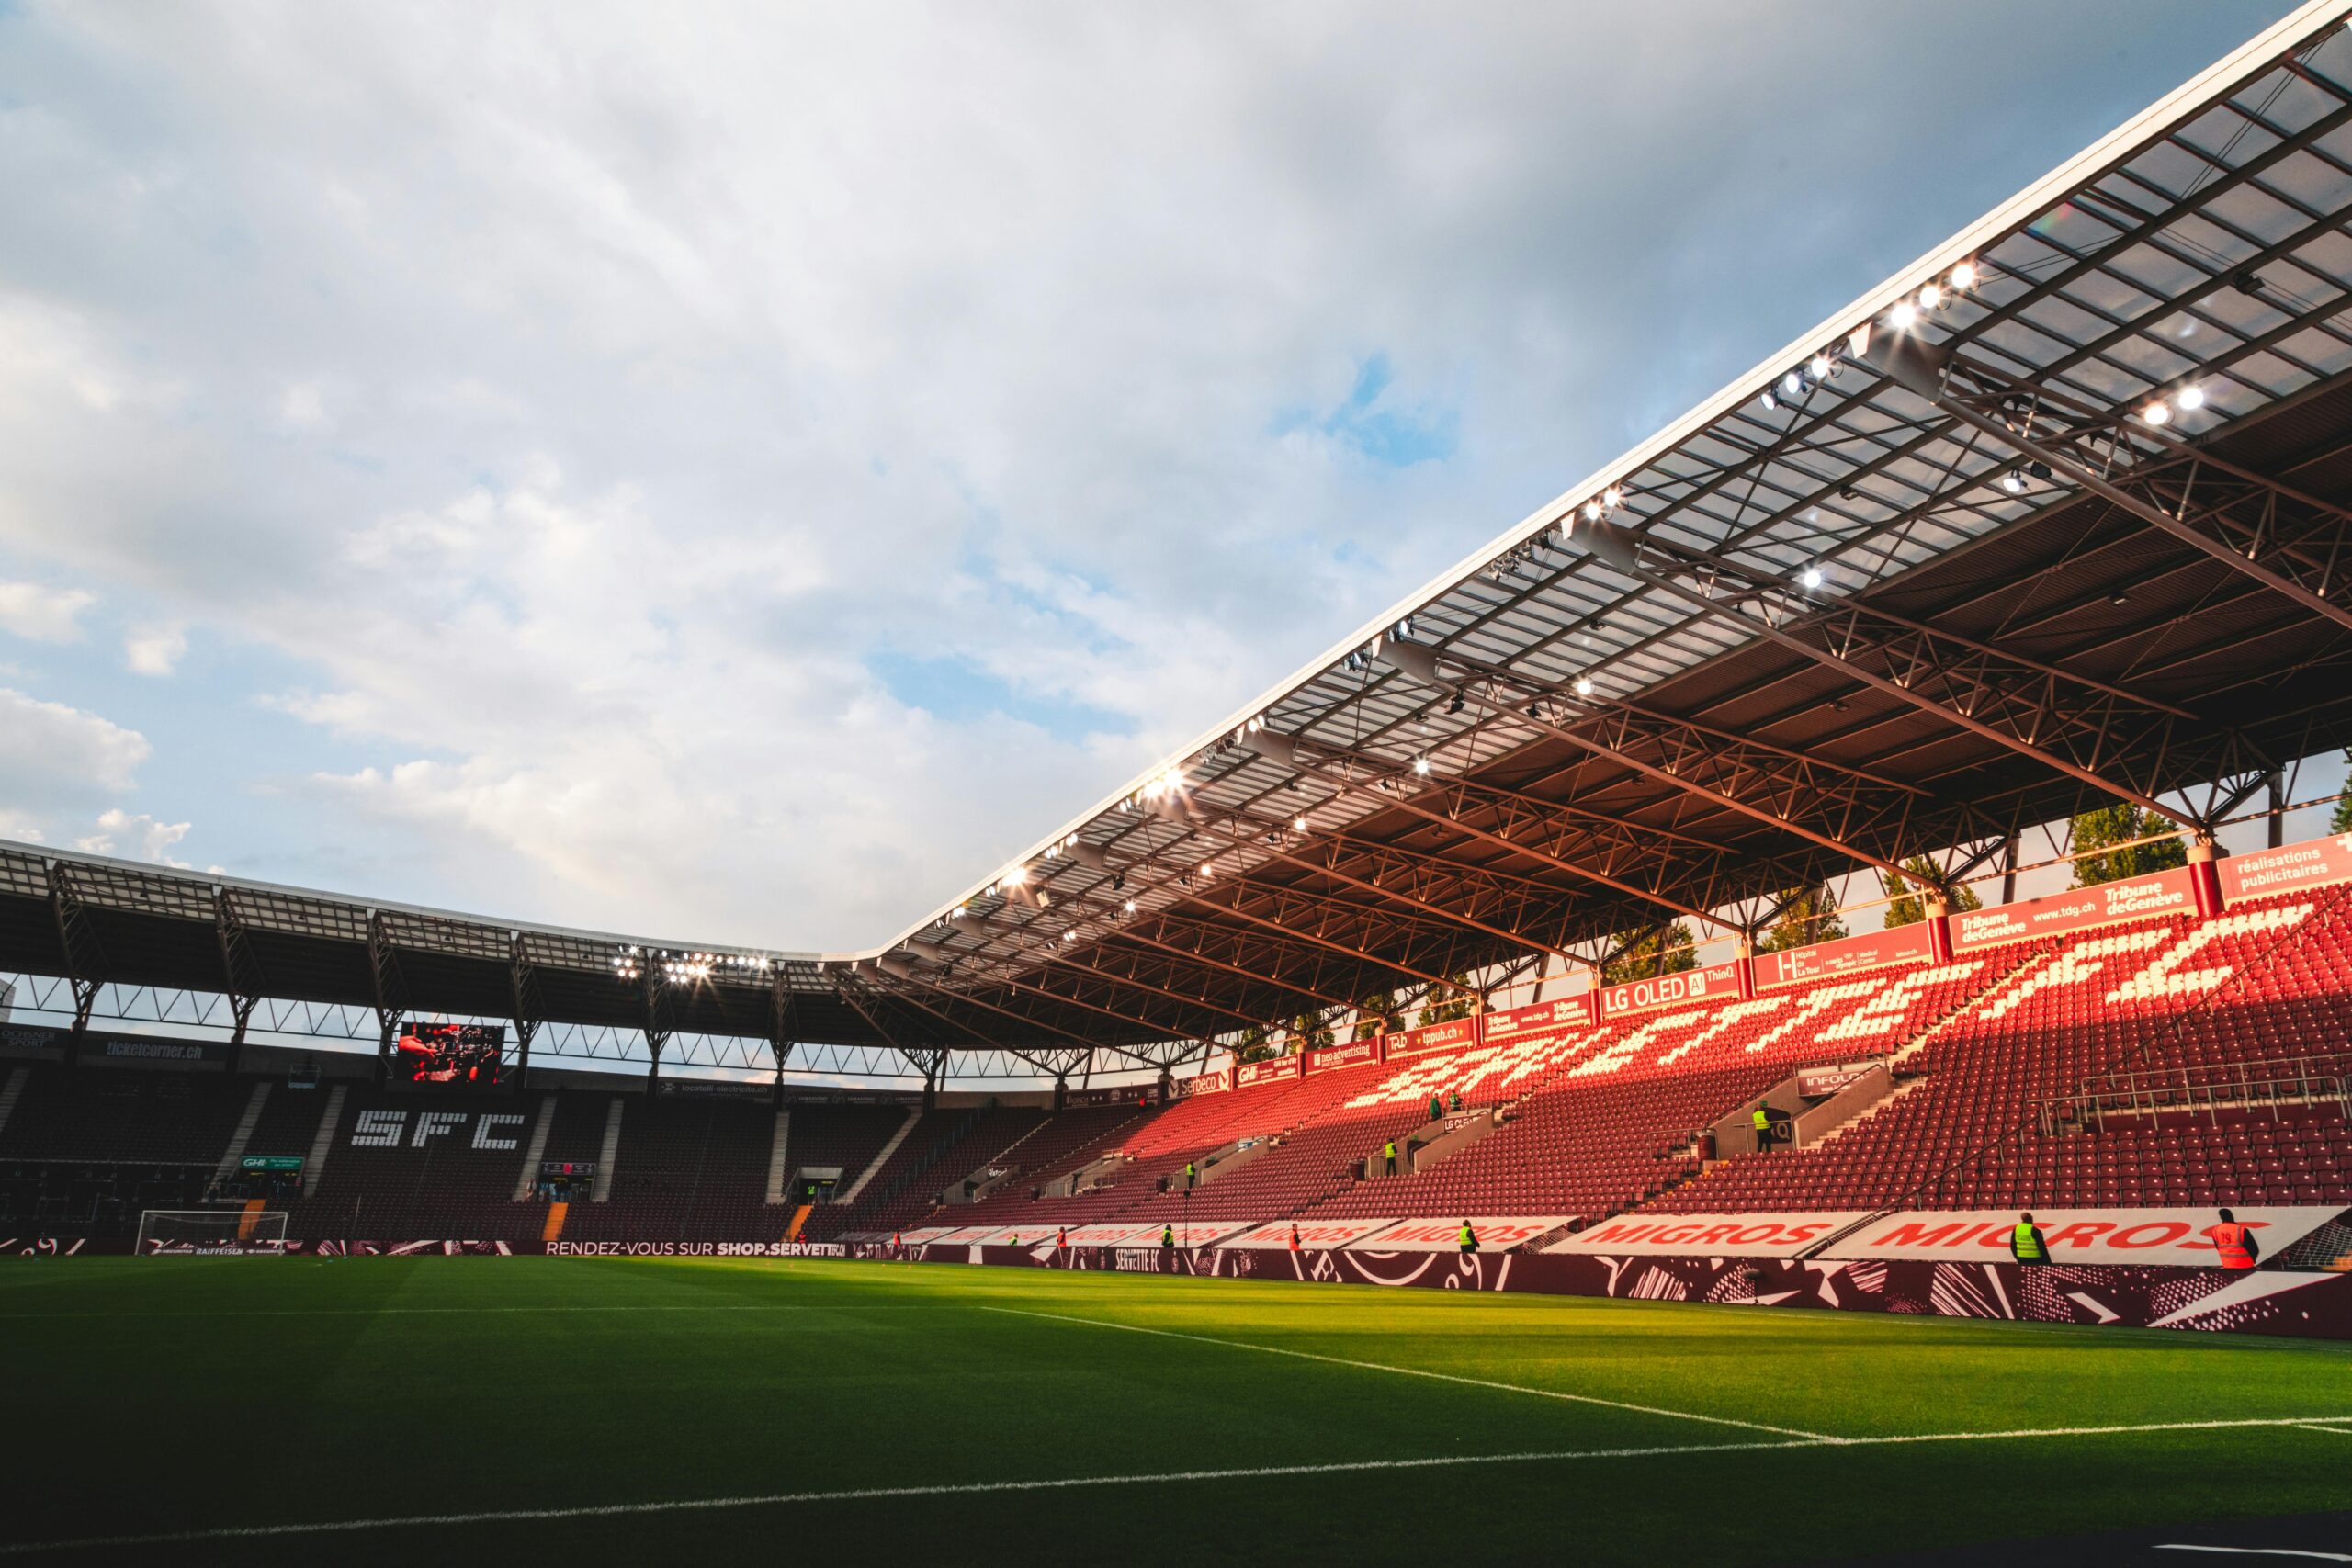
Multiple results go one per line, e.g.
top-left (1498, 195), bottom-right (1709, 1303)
top-left (2290, 1422), bottom-right (2352, 1437)
top-left (2154, 1548), bottom-right (2352, 1562)
top-left (0, 1440), bottom-right (1815, 1557)
top-left (980, 1304), bottom-right (1839, 1441)
top-left (4, 1415), bottom-right (2347, 1558)
top-left (0, 1303), bottom-right (961, 1320)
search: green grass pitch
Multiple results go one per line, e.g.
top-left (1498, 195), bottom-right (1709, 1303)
top-left (1, 1257), bottom-right (2346, 1564)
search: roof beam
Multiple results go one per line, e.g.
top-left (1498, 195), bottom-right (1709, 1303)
top-left (1244, 729), bottom-right (1741, 933)
top-left (1879, 336), bottom-right (2352, 634)
top-left (1571, 518), bottom-right (2267, 832)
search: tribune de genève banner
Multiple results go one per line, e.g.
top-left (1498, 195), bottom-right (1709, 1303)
top-left (1479, 995), bottom-right (1597, 1041)
top-left (1950, 865), bottom-right (2198, 952)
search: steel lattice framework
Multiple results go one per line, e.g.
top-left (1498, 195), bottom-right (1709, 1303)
top-left (6, 2), bottom-right (2352, 1086)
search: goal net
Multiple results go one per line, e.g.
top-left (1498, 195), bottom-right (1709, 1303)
top-left (137, 1209), bottom-right (291, 1255)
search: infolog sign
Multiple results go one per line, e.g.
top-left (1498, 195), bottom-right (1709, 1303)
top-left (1600, 958), bottom-right (1744, 1020)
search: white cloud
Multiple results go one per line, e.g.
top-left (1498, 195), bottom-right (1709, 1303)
top-left (122, 622), bottom-right (187, 676)
top-left (278, 382), bottom-right (329, 431)
top-left (75, 807), bottom-right (193, 868)
top-left (0, 1), bottom-right (2297, 944)
top-left (0, 686), bottom-right (150, 815)
top-left (0, 580), bottom-right (96, 642)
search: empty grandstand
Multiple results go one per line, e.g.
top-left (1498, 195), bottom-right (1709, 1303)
top-left (0, 3), bottom-right (2349, 1313)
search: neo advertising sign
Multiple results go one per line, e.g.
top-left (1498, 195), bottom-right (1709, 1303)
top-left (1302, 1039), bottom-right (1383, 1075)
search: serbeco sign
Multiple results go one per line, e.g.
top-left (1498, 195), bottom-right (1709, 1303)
top-left (1600, 959), bottom-right (1744, 1021)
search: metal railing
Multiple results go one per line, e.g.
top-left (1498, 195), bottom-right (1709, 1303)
top-left (2034, 1051), bottom-right (2352, 1135)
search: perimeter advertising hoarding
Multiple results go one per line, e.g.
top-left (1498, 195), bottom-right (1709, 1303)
top-left (1221, 1218), bottom-right (1402, 1249)
top-left (895, 1225), bottom-right (966, 1246)
top-left (1949, 865), bottom-right (2197, 952)
top-left (1544, 1212), bottom-right (1871, 1257)
top-left (1478, 995), bottom-right (1597, 1041)
top-left (1063, 1085), bottom-right (1148, 1109)
top-left (654, 1078), bottom-right (771, 1100)
top-left (1752, 924), bottom-right (1932, 992)
top-left (1822, 1206), bottom-right (2347, 1268)
top-left (1383, 1018), bottom-right (1477, 1058)
top-left (2217, 832), bottom-right (2352, 904)
top-left (1301, 1039), bottom-right (1382, 1075)
top-left (1600, 957), bottom-right (1745, 1021)
top-left (1235, 1055), bottom-right (1303, 1089)
top-left (1347, 1216), bottom-right (1576, 1252)
top-left (1052, 1223), bottom-right (1161, 1247)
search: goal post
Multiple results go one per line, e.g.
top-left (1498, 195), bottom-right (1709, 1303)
top-left (136, 1209), bottom-right (291, 1255)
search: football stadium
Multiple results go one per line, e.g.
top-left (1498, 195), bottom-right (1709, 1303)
top-left (7, 5), bottom-right (2352, 1564)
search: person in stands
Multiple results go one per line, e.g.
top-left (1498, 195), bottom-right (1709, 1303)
top-left (2203, 1209), bottom-right (2260, 1270)
top-left (1458, 1220), bottom-right (1479, 1256)
top-left (1384, 1138), bottom-right (1399, 1177)
top-left (1447, 1089), bottom-right (1463, 1113)
top-left (1184, 1160), bottom-right (1196, 1190)
top-left (1751, 1102), bottom-right (1773, 1153)
top-left (1428, 1092), bottom-right (1443, 1123)
top-left (2009, 1213), bottom-right (2049, 1265)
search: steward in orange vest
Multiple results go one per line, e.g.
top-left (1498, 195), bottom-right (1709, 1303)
top-left (2202, 1209), bottom-right (2260, 1270)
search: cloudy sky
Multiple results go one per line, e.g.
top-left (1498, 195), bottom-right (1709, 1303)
top-left (0, 1), bottom-right (2307, 951)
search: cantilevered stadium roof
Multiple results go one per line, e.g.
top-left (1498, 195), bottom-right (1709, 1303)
top-left (6, 0), bottom-right (2352, 1083)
